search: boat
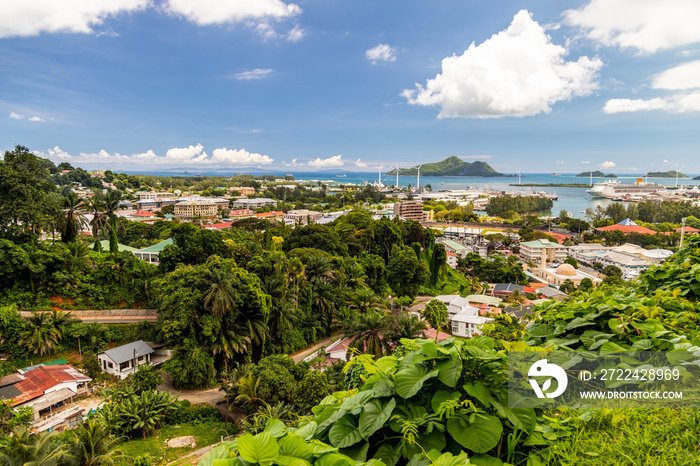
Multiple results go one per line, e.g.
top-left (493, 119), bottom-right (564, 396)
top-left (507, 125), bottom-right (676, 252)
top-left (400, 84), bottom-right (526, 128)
top-left (586, 179), bottom-right (667, 199)
top-left (336, 174), bottom-right (347, 178)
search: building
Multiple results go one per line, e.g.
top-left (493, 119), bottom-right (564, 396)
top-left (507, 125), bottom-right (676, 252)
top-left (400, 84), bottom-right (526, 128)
top-left (567, 243), bottom-right (672, 281)
top-left (231, 198), bottom-right (278, 210)
top-left (595, 218), bottom-right (656, 235)
top-left (0, 364), bottom-right (91, 425)
top-left (284, 209), bottom-right (323, 225)
top-left (435, 295), bottom-right (479, 318)
top-left (97, 340), bottom-right (169, 379)
top-left (135, 198), bottom-right (177, 212)
top-left (133, 238), bottom-right (174, 264)
top-left (519, 239), bottom-right (567, 266)
top-left (394, 200), bottom-right (424, 222)
top-left (446, 251), bottom-right (459, 269)
top-left (174, 200), bottom-right (218, 220)
top-left (437, 238), bottom-right (471, 258)
top-left (230, 209), bottom-right (255, 219)
top-left (451, 311), bottom-right (492, 338)
top-left (228, 186), bottom-right (257, 196)
top-left (134, 191), bottom-right (179, 201)
top-left (532, 263), bottom-right (603, 288)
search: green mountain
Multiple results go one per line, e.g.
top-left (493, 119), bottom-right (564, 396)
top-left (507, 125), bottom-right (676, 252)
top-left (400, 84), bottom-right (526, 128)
top-left (385, 156), bottom-right (505, 177)
top-left (646, 171), bottom-right (688, 178)
top-left (576, 170), bottom-right (617, 178)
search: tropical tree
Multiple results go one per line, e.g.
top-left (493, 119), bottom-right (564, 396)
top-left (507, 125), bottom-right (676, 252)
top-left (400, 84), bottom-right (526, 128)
top-left (344, 311), bottom-right (390, 359)
top-left (84, 195), bottom-right (107, 251)
top-left (0, 426), bottom-right (70, 466)
top-left (421, 299), bottom-right (448, 341)
top-left (103, 190), bottom-right (123, 253)
top-left (58, 192), bottom-right (87, 243)
top-left (69, 419), bottom-right (125, 466)
top-left (385, 312), bottom-right (427, 345)
top-left (202, 268), bottom-right (239, 317)
top-left (20, 313), bottom-right (62, 356)
top-left (347, 288), bottom-right (386, 314)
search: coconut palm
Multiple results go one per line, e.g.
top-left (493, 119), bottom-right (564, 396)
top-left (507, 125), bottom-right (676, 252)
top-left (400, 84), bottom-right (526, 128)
top-left (347, 288), bottom-right (387, 314)
top-left (0, 426), bottom-right (70, 466)
top-left (84, 195), bottom-right (107, 251)
top-left (385, 312), bottom-right (427, 345)
top-left (344, 311), bottom-right (391, 360)
top-left (69, 419), bottom-right (125, 466)
top-left (103, 190), bottom-right (123, 254)
top-left (202, 268), bottom-right (239, 317)
top-left (58, 192), bottom-right (87, 243)
top-left (21, 313), bottom-right (62, 356)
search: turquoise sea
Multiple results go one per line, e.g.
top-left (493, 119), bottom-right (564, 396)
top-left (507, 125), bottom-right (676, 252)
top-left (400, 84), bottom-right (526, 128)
top-left (132, 170), bottom-right (700, 220)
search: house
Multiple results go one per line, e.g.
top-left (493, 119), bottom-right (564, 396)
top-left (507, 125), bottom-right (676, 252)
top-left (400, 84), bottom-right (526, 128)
top-left (0, 364), bottom-right (91, 423)
top-left (595, 218), bottom-right (657, 235)
top-left (504, 304), bottom-right (536, 321)
top-left (284, 210), bottom-right (323, 226)
top-left (132, 238), bottom-right (174, 265)
top-left (437, 239), bottom-right (471, 258)
top-left (435, 295), bottom-right (479, 318)
top-left (450, 312), bottom-right (492, 338)
top-left (97, 340), bottom-right (169, 379)
top-left (446, 251), bottom-right (459, 269)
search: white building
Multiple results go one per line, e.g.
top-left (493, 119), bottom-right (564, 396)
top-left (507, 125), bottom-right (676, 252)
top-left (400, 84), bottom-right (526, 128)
top-left (520, 239), bottom-right (567, 266)
top-left (97, 340), bottom-right (155, 379)
top-left (451, 312), bottom-right (493, 338)
top-left (435, 295), bottom-right (479, 318)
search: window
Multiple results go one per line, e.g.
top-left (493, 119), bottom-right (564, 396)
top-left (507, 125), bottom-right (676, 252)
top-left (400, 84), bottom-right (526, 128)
top-left (138, 356), bottom-right (144, 362)
top-left (119, 362), bottom-right (130, 371)
top-left (107, 362), bottom-right (113, 369)
top-left (452, 325), bottom-right (459, 334)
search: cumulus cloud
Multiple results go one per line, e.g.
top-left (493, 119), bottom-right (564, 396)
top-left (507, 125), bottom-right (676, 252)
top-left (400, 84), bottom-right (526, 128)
top-left (0, 0), bottom-right (149, 38)
top-left (234, 68), bottom-right (274, 80)
top-left (402, 10), bottom-right (602, 119)
top-left (603, 60), bottom-right (700, 113)
top-left (35, 144), bottom-right (276, 169)
top-left (581, 161), bottom-right (590, 164)
top-left (355, 158), bottom-right (367, 168)
top-left (283, 158), bottom-right (298, 167)
top-left (8, 112), bottom-right (46, 122)
top-left (564, 0), bottom-right (700, 54)
top-left (307, 154), bottom-right (344, 168)
top-left (366, 44), bottom-right (397, 64)
top-left (163, 0), bottom-right (300, 26)
top-left (600, 161), bottom-right (616, 169)
top-left (212, 147), bottom-right (273, 164)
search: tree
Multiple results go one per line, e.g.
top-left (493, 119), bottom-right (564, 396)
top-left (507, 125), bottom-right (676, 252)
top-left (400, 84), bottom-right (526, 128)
top-left (385, 312), bottom-right (427, 345)
top-left (0, 146), bottom-right (55, 242)
top-left (579, 277), bottom-right (594, 292)
top-left (59, 192), bottom-right (87, 243)
top-left (21, 311), bottom-right (77, 356)
top-left (167, 338), bottom-right (217, 390)
top-left (128, 365), bottom-right (163, 393)
top-left (564, 257), bottom-right (578, 269)
top-left (103, 191), bottom-right (123, 254)
top-left (602, 265), bottom-right (623, 278)
top-left (295, 372), bottom-right (330, 413)
top-left (344, 311), bottom-right (390, 359)
top-left (421, 299), bottom-right (448, 341)
top-left (84, 196), bottom-right (107, 251)
top-left (69, 419), bottom-right (125, 466)
top-left (559, 279), bottom-right (576, 294)
top-left (0, 427), bottom-right (70, 466)
top-left (386, 246), bottom-right (429, 299)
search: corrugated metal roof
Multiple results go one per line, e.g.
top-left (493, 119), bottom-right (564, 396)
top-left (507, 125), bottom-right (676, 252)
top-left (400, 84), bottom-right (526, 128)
top-left (136, 238), bottom-right (174, 253)
top-left (99, 340), bottom-right (153, 364)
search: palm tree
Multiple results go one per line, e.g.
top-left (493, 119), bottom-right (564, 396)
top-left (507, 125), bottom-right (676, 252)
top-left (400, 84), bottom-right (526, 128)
top-left (21, 313), bottom-right (62, 356)
top-left (212, 318), bottom-right (250, 373)
top-left (202, 269), bottom-right (239, 317)
top-left (59, 192), bottom-right (86, 243)
top-left (234, 373), bottom-right (260, 411)
top-left (83, 195), bottom-right (107, 251)
top-left (0, 426), bottom-right (70, 466)
top-left (103, 191), bottom-right (123, 254)
top-left (304, 254), bottom-right (334, 285)
top-left (385, 312), bottom-right (427, 345)
top-left (69, 420), bottom-right (125, 466)
top-left (344, 311), bottom-right (391, 360)
top-left (347, 288), bottom-right (387, 314)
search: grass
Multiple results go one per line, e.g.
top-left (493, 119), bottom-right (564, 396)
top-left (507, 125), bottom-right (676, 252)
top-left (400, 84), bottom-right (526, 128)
top-left (117, 421), bottom-right (236, 465)
top-left (540, 408), bottom-right (700, 465)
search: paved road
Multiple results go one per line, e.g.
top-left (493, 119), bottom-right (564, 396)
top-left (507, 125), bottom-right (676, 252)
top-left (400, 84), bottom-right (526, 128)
top-left (157, 372), bottom-right (225, 406)
top-left (76, 316), bottom-right (158, 323)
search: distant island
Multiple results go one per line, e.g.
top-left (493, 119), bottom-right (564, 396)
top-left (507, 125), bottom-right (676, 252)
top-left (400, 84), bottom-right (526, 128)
top-left (646, 171), bottom-right (688, 178)
top-left (576, 170), bottom-right (617, 178)
top-left (386, 156), bottom-right (506, 177)
top-left (694, 175), bottom-right (700, 180)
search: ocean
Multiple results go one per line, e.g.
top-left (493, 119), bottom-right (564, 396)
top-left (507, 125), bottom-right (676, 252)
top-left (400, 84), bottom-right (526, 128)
top-left (127, 170), bottom-right (700, 219)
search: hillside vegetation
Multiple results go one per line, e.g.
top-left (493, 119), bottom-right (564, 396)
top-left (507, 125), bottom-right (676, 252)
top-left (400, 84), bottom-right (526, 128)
top-left (385, 157), bottom-right (505, 177)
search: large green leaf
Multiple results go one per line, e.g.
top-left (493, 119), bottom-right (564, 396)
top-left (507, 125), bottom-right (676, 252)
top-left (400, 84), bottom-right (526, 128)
top-left (279, 434), bottom-right (315, 463)
top-left (358, 398), bottom-right (396, 439)
top-left (328, 414), bottom-right (363, 448)
top-left (447, 413), bottom-right (503, 454)
top-left (293, 421), bottom-right (318, 440)
top-left (430, 390), bottom-right (461, 413)
top-left (264, 418), bottom-right (287, 438)
top-left (427, 450), bottom-right (472, 466)
top-left (395, 365), bottom-right (439, 399)
top-left (237, 433), bottom-right (280, 464)
top-left (314, 453), bottom-right (355, 466)
top-left (374, 443), bottom-right (401, 466)
top-left (435, 353), bottom-right (462, 387)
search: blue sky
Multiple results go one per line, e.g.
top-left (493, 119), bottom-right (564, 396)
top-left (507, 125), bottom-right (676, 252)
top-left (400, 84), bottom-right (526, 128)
top-left (2, 0), bottom-right (700, 174)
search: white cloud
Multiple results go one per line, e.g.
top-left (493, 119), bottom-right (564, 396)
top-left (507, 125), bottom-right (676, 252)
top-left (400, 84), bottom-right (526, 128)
top-left (166, 144), bottom-right (208, 162)
top-left (8, 112), bottom-right (46, 122)
top-left (234, 68), bottom-right (274, 80)
top-left (402, 10), bottom-right (602, 119)
top-left (287, 24), bottom-right (304, 42)
top-left (366, 44), bottom-right (397, 64)
top-left (0, 0), bottom-right (149, 38)
top-left (555, 160), bottom-right (565, 164)
top-left (164, 0), bottom-right (300, 26)
top-left (604, 60), bottom-right (700, 114)
top-left (355, 158), bottom-right (367, 168)
top-left (600, 161), bottom-right (616, 169)
top-left (564, 0), bottom-right (700, 54)
top-left (307, 154), bottom-right (344, 168)
top-left (283, 158), bottom-right (298, 167)
top-left (211, 147), bottom-right (273, 164)
top-left (581, 161), bottom-right (590, 164)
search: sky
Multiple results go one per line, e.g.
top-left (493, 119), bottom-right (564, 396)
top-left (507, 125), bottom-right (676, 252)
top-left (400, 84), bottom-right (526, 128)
top-left (2, 0), bottom-right (700, 175)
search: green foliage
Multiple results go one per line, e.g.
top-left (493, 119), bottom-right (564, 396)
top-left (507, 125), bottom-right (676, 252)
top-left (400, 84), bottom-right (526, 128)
top-left (81, 353), bottom-right (103, 380)
top-left (166, 339), bottom-right (217, 390)
top-left (638, 235), bottom-right (700, 301)
top-left (296, 372), bottom-right (331, 413)
top-left (486, 195), bottom-right (554, 216)
top-left (480, 314), bottom-right (524, 343)
top-left (458, 252), bottom-right (527, 285)
top-left (128, 364), bottom-right (163, 393)
top-left (95, 389), bottom-right (178, 439)
top-left (421, 299), bottom-right (448, 340)
top-left (386, 246), bottom-right (429, 299)
top-left (0, 305), bottom-right (26, 359)
top-left (0, 401), bottom-right (33, 436)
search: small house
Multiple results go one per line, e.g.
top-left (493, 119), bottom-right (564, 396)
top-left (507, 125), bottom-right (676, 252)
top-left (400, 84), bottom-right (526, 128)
top-left (97, 340), bottom-right (154, 380)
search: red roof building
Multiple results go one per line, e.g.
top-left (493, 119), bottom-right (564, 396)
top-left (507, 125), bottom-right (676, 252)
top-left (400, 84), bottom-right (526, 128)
top-left (131, 210), bottom-right (157, 218)
top-left (595, 223), bottom-right (656, 235)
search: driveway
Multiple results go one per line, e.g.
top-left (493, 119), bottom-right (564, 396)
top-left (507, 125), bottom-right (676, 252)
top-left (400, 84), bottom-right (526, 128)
top-left (157, 372), bottom-right (225, 406)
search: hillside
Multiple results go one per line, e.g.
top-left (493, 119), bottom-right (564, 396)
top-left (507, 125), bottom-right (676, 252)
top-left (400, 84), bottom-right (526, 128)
top-left (385, 156), bottom-right (505, 177)
top-left (647, 171), bottom-right (688, 178)
top-left (576, 170), bottom-right (617, 177)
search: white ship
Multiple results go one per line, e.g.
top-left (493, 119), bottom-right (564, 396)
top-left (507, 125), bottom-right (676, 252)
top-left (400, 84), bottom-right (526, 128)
top-left (586, 179), bottom-right (667, 199)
